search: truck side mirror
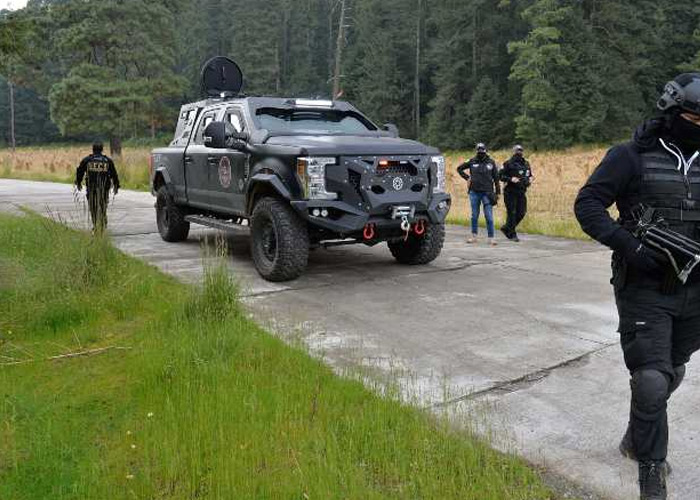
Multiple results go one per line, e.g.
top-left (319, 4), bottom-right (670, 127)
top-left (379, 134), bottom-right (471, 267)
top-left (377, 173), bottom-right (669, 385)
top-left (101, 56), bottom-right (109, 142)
top-left (203, 121), bottom-right (229, 148)
top-left (383, 123), bottom-right (399, 138)
top-left (204, 121), bottom-right (249, 150)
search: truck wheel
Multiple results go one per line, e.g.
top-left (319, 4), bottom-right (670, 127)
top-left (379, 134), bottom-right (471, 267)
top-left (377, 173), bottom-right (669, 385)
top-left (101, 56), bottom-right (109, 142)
top-left (155, 185), bottom-right (190, 242)
top-left (388, 222), bottom-right (445, 265)
top-left (250, 196), bottom-right (309, 281)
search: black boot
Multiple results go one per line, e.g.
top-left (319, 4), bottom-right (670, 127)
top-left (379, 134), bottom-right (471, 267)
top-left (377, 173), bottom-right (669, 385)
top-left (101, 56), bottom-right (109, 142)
top-left (639, 460), bottom-right (667, 500)
top-left (500, 226), bottom-right (513, 240)
top-left (620, 424), bottom-right (672, 475)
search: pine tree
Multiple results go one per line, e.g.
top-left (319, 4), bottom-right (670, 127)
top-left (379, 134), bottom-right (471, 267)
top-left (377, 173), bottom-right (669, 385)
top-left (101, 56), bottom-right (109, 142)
top-left (48, 0), bottom-right (185, 155)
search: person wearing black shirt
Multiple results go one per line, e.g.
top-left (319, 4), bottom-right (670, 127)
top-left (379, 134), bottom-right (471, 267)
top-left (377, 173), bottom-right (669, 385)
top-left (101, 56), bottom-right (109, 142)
top-left (75, 142), bottom-right (120, 232)
top-left (500, 145), bottom-right (533, 242)
top-left (575, 73), bottom-right (700, 500)
top-left (457, 143), bottom-right (501, 246)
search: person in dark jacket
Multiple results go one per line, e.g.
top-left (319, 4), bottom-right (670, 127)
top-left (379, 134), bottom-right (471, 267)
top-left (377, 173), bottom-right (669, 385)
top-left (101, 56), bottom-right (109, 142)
top-left (574, 73), bottom-right (700, 500)
top-left (457, 143), bottom-right (500, 245)
top-left (75, 142), bottom-right (120, 232)
top-left (500, 144), bottom-right (533, 242)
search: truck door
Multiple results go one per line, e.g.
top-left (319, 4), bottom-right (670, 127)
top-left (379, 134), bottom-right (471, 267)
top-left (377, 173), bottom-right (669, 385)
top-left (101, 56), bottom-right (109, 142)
top-left (206, 107), bottom-right (248, 214)
top-left (185, 109), bottom-right (218, 209)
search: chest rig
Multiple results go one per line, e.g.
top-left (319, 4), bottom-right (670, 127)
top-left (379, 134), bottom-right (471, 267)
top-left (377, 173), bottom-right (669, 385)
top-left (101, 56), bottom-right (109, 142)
top-left (637, 141), bottom-right (700, 238)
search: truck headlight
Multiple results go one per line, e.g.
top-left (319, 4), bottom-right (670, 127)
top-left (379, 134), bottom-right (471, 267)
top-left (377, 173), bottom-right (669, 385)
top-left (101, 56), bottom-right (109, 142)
top-left (431, 155), bottom-right (446, 193)
top-left (297, 157), bottom-right (338, 200)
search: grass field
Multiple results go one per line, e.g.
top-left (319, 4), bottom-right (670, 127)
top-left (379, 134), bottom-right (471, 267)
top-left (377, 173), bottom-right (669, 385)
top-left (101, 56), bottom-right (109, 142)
top-left (0, 212), bottom-right (557, 499)
top-left (0, 143), bottom-right (608, 238)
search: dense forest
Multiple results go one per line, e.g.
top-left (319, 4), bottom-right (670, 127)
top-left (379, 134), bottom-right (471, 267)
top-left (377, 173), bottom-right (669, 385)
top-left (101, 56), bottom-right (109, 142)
top-left (1, 0), bottom-right (700, 152)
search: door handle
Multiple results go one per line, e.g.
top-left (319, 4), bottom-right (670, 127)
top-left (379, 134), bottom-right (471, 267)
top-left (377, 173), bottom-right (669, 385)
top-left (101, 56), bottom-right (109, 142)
top-left (184, 155), bottom-right (193, 164)
top-left (207, 156), bottom-right (218, 163)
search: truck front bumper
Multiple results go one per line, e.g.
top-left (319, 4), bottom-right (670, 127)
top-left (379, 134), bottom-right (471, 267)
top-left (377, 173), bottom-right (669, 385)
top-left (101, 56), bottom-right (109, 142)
top-left (290, 192), bottom-right (451, 235)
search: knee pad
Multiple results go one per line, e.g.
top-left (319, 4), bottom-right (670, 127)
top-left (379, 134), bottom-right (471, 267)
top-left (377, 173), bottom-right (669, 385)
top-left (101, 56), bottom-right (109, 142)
top-left (669, 365), bottom-right (686, 395)
top-left (631, 369), bottom-right (669, 420)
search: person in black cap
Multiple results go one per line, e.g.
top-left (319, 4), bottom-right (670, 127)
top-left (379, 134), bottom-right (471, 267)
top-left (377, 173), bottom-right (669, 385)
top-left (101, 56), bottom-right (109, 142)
top-left (500, 144), bottom-right (533, 242)
top-left (75, 142), bottom-right (120, 232)
top-left (457, 143), bottom-right (500, 246)
top-left (575, 73), bottom-right (700, 500)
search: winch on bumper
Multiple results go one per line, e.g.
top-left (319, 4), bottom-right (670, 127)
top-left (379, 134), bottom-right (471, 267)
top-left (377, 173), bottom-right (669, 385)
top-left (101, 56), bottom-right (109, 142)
top-left (290, 155), bottom-right (451, 236)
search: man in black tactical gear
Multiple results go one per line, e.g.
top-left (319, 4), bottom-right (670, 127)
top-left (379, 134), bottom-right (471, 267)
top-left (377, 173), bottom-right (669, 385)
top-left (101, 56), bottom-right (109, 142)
top-left (457, 143), bottom-right (500, 246)
top-left (575, 73), bottom-right (700, 500)
top-left (75, 142), bottom-right (120, 232)
top-left (500, 144), bottom-right (533, 242)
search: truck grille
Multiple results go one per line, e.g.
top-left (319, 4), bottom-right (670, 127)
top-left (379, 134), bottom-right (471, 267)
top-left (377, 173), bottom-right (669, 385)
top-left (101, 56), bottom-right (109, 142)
top-left (348, 170), bottom-right (363, 198)
top-left (376, 160), bottom-right (418, 177)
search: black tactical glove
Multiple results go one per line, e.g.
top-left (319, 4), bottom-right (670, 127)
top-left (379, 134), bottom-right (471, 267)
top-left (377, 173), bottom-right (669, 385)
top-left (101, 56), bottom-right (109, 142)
top-left (625, 242), bottom-right (667, 274)
top-left (611, 228), bottom-right (666, 274)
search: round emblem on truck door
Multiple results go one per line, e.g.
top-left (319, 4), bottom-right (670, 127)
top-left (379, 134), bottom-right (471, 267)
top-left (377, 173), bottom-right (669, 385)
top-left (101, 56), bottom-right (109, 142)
top-left (218, 156), bottom-right (232, 188)
top-left (392, 177), bottom-right (404, 191)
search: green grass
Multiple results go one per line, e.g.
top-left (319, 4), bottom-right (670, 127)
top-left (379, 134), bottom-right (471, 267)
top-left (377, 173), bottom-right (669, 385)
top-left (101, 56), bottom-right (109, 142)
top-left (0, 213), bottom-right (557, 499)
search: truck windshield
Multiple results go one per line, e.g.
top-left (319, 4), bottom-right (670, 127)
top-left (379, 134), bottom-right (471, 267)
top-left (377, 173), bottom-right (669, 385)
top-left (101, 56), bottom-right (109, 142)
top-left (256, 108), bottom-right (376, 135)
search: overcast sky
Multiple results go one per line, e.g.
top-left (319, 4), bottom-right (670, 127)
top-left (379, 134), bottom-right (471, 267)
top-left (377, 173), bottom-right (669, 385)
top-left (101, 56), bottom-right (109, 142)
top-left (2, 0), bottom-right (29, 10)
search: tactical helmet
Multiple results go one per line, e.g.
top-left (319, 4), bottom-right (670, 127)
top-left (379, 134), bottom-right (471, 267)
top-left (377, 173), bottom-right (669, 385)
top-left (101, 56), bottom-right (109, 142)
top-left (513, 144), bottom-right (524, 153)
top-left (476, 142), bottom-right (487, 152)
top-left (657, 73), bottom-right (700, 115)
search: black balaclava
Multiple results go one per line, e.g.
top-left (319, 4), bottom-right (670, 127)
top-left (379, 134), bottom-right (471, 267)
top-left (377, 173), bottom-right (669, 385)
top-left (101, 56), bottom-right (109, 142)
top-left (513, 145), bottom-right (524, 161)
top-left (667, 111), bottom-right (700, 154)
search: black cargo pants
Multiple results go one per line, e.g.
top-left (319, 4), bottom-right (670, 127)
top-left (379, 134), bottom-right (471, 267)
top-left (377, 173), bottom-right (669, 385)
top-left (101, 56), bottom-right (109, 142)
top-left (615, 282), bottom-right (700, 460)
top-left (503, 188), bottom-right (527, 236)
top-left (87, 189), bottom-right (110, 232)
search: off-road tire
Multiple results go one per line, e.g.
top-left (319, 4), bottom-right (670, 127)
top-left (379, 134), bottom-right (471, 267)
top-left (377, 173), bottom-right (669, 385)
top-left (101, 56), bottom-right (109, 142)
top-left (388, 221), bottom-right (445, 265)
top-left (156, 185), bottom-right (190, 242)
top-left (250, 196), bottom-right (309, 281)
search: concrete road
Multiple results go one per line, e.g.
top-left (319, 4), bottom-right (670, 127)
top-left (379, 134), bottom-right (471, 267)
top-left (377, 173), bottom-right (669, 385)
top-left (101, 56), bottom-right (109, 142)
top-left (2, 179), bottom-right (699, 500)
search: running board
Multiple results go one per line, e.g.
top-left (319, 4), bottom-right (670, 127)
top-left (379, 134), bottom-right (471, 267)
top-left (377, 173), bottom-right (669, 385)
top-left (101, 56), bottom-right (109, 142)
top-left (185, 215), bottom-right (250, 233)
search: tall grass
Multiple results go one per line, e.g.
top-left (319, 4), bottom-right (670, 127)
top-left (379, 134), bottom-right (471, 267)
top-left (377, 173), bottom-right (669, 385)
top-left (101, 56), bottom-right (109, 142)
top-left (0, 145), bottom-right (152, 190)
top-left (0, 213), bottom-right (556, 499)
top-left (0, 143), bottom-right (608, 238)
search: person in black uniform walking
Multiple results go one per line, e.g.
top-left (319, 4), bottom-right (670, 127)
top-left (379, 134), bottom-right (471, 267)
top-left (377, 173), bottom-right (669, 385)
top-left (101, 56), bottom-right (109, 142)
top-left (457, 143), bottom-right (500, 246)
top-left (500, 144), bottom-right (533, 242)
top-left (75, 142), bottom-right (120, 232)
top-left (575, 73), bottom-right (700, 500)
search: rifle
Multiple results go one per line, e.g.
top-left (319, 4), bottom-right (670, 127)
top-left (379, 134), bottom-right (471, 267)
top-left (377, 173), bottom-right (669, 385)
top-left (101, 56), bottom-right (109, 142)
top-left (632, 206), bottom-right (700, 284)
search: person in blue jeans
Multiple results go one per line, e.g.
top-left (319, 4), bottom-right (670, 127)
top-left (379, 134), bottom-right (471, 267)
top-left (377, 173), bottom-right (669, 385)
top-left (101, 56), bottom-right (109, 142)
top-left (457, 143), bottom-right (501, 245)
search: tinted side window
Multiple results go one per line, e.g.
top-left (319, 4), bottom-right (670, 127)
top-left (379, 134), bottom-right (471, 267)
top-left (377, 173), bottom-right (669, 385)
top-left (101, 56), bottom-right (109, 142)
top-left (225, 108), bottom-right (245, 132)
top-left (193, 111), bottom-right (218, 145)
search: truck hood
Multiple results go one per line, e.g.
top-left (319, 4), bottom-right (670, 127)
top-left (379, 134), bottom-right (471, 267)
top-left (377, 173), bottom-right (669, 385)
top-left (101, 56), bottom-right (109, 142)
top-left (264, 134), bottom-right (440, 156)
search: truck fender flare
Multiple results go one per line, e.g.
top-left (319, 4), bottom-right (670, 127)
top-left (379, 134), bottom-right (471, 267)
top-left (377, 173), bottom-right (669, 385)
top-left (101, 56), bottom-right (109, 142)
top-left (152, 167), bottom-right (174, 196)
top-left (247, 174), bottom-right (292, 213)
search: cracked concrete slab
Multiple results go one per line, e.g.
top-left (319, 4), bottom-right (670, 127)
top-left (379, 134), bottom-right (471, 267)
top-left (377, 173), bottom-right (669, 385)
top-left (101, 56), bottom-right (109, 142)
top-left (2, 179), bottom-right (699, 500)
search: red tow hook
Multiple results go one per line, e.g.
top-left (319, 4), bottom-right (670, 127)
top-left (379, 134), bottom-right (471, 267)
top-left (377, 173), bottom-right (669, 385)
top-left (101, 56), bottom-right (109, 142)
top-left (363, 223), bottom-right (376, 240)
top-left (414, 219), bottom-right (426, 236)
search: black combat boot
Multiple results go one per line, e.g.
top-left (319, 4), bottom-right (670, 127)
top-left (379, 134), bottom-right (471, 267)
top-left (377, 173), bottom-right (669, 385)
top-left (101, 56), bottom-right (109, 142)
top-left (639, 460), bottom-right (667, 500)
top-left (620, 424), bottom-right (672, 475)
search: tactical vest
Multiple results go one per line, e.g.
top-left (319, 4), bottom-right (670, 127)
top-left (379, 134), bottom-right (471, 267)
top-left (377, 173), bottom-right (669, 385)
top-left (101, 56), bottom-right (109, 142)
top-left (85, 154), bottom-right (113, 192)
top-left (637, 145), bottom-right (700, 239)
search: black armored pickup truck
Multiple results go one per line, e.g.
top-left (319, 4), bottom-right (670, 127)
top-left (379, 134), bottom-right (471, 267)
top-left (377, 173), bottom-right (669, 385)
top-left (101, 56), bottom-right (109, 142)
top-left (150, 57), bottom-right (451, 281)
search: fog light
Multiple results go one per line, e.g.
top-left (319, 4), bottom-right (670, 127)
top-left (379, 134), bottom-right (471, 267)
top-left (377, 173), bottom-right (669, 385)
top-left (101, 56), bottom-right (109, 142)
top-left (438, 201), bottom-right (448, 210)
top-left (321, 209), bottom-right (329, 217)
top-left (312, 208), bottom-right (321, 217)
